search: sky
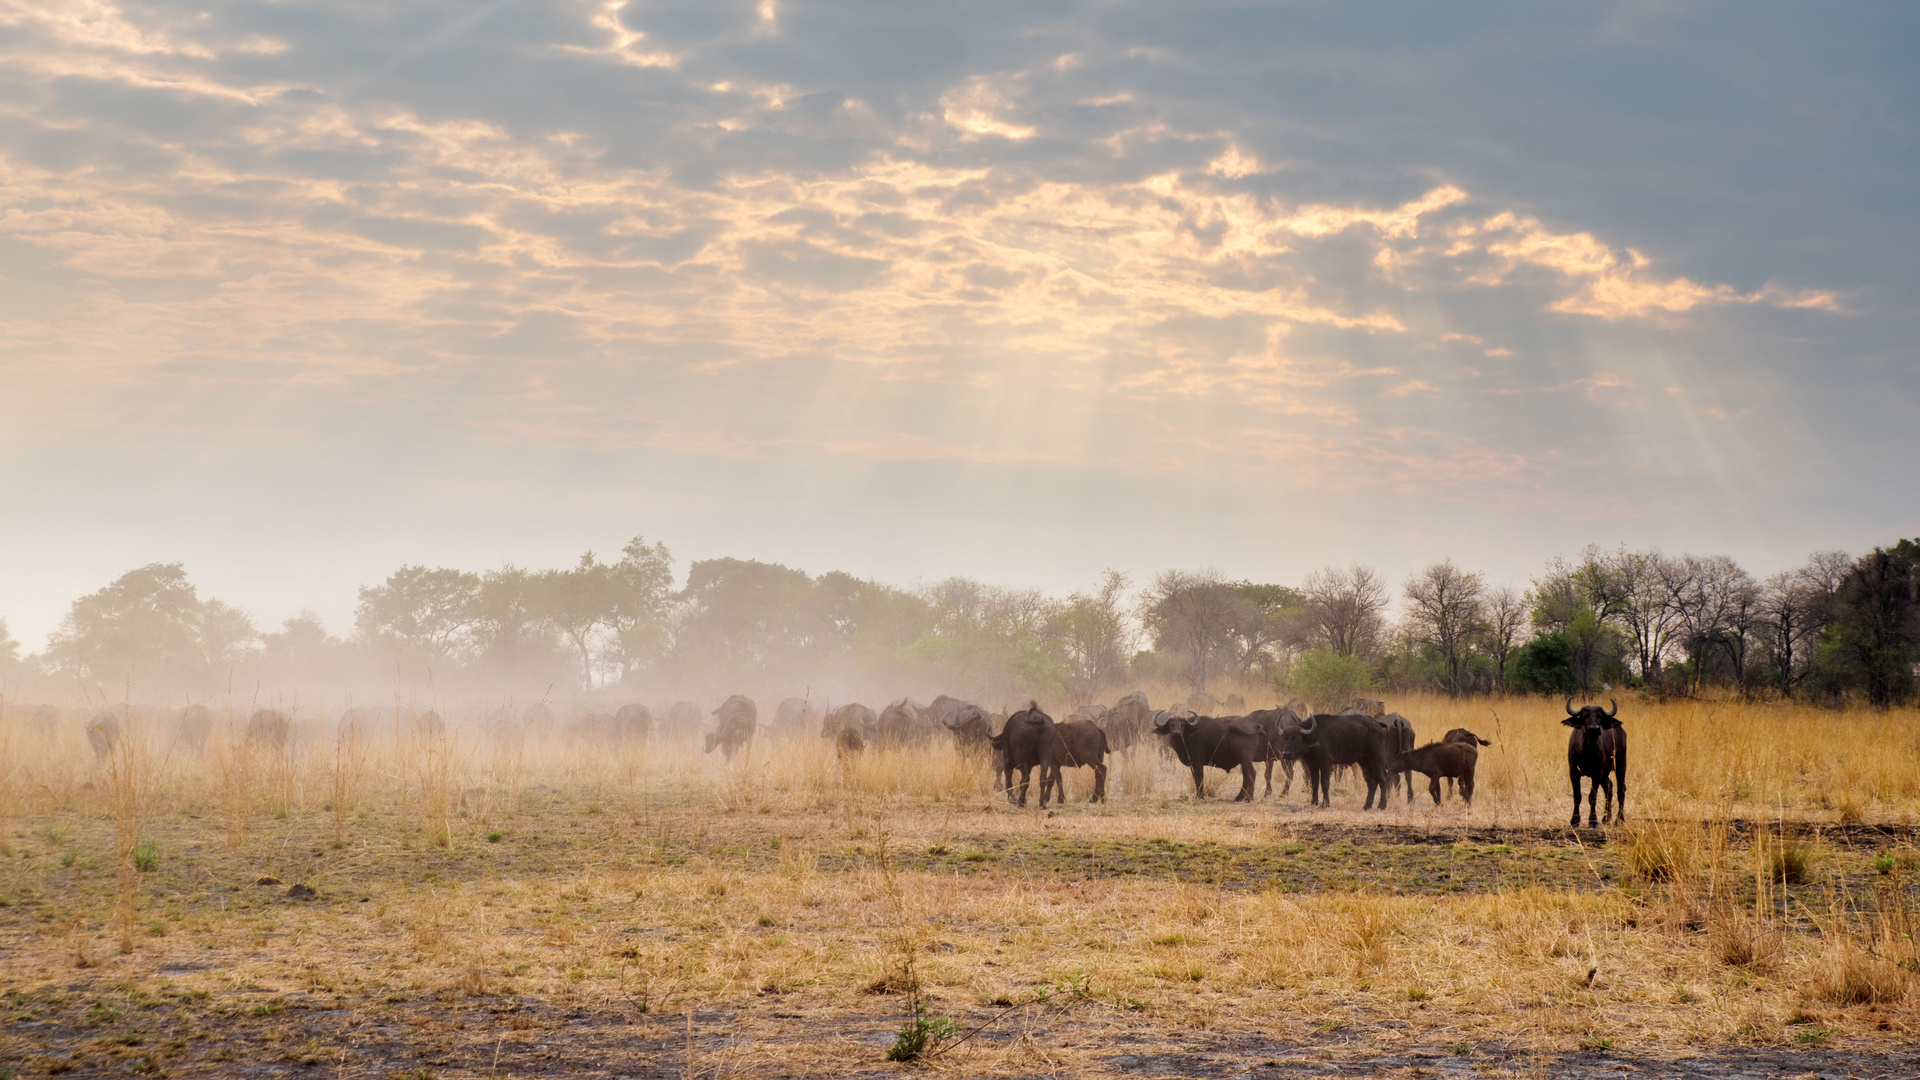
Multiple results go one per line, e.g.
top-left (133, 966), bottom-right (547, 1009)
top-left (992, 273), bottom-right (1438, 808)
top-left (1, 0), bottom-right (1916, 649)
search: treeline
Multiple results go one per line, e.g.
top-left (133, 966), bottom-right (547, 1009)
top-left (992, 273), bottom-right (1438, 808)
top-left (3, 537), bottom-right (1916, 709)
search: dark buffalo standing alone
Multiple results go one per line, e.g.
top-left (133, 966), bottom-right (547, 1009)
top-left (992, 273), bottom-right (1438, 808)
top-left (1152, 713), bottom-right (1267, 802)
top-left (1042, 720), bottom-right (1109, 804)
top-left (1402, 741), bottom-right (1480, 806)
top-left (1279, 713), bottom-right (1390, 809)
top-left (705, 695), bottom-right (758, 758)
top-left (1564, 699), bottom-right (1626, 827)
top-left (990, 703), bottom-right (1057, 807)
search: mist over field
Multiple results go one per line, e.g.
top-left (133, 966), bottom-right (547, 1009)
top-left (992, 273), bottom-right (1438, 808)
top-left (4, 6), bottom-right (1920, 1076)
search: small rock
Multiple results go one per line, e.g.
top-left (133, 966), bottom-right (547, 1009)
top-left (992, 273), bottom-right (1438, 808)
top-left (286, 883), bottom-right (318, 901)
top-left (255, 876), bottom-right (282, 886)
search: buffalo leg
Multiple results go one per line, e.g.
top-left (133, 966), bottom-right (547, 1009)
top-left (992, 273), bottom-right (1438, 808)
top-left (1428, 775), bottom-right (1442, 806)
top-left (1190, 763), bottom-right (1207, 800)
top-left (1279, 758), bottom-right (1294, 796)
top-left (1460, 771), bottom-right (1474, 806)
top-left (1569, 766), bottom-right (1584, 827)
top-left (1235, 762), bottom-right (1255, 802)
top-left (1091, 762), bottom-right (1107, 803)
top-left (1014, 766), bottom-right (1031, 808)
top-left (1262, 758), bottom-right (1273, 797)
top-left (1614, 753), bottom-right (1627, 822)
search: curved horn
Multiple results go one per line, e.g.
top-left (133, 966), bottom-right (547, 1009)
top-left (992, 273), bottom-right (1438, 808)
top-left (1564, 696), bottom-right (1577, 717)
top-left (1607, 698), bottom-right (1618, 719)
top-left (1299, 715), bottom-right (1317, 734)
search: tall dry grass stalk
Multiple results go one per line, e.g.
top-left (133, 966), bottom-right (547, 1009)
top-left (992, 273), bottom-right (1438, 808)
top-left (332, 710), bottom-right (367, 848)
top-left (217, 719), bottom-right (253, 852)
top-left (418, 720), bottom-right (454, 849)
top-left (104, 704), bottom-right (149, 953)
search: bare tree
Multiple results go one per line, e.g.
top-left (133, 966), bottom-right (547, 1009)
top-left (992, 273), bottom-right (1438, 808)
top-left (1139, 569), bottom-right (1240, 693)
top-left (1301, 564), bottom-right (1389, 659)
top-left (1057, 570), bottom-right (1135, 701)
top-left (1481, 584), bottom-right (1527, 691)
top-left (1403, 560), bottom-right (1486, 697)
top-left (1661, 554), bottom-right (1759, 694)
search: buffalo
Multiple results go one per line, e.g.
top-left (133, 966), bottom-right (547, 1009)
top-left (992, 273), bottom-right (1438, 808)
top-left (1152, 713), bottom-right (1267, 802)
top-left (1105, 691), bottom-right (1153, 751)
top-left (613, 703), bottom-right (654, 742)
top-left (1439, 728), bottom-right (1492, 798)
top-left (246, 709), bottom-right (291, 750)
top-left (1042, 720), bottom-right (1110, 804)
top-left (942, 703), bottom-right (993, 751)
top-left (1245, 706), bottom-right (1303, 796)
top-left (990, 703), bottom-right (1057, 807)
top-left (1402, 741), bottom-right (1479, 806)
top-left (86, 711), bottom-right (120, 764)
top-left (176, 704), bottom-right (213, 758)
top-left (662, 701), bottom-right (703, 739)
top-left (876, 699), bottom-right (930, 748)
top-left (1564, 698), bottom-right (1626, 827)
top-left (705, 695), bottom-right (757, 758)
top-left (1378, 713), bottom-right (1416, 804)
top-left (822, 703), bottom-right (876, 747)
top-left (771, 697), bottom-right (815, 739)
top-left (1279, 713), bottom-right (1390, 809)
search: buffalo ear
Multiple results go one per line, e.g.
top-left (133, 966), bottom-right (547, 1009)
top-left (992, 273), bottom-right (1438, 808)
top-left (1603, 717), bottom-right (1623, 730)
top-left (1561, 717), bottom-right (1582, 728)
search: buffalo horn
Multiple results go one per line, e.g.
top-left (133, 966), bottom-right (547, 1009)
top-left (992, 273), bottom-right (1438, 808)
top-left (1564, 696), bottom-right (1577, 716)
top-left (1299, 715), bottom-right (1316, 734)
top-left (1607, 698), bottom-right (1618, 719)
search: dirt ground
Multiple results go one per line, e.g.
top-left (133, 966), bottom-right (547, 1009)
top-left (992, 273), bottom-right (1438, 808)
top-left (5, 779), bottom-right (1919, 1079)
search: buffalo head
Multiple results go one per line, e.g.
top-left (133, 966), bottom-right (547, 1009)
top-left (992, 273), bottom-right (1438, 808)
top-left (1561, 697), bottom-right (1620, 734)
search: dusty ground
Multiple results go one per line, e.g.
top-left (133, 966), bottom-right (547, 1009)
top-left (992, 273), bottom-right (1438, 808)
top-left (4, 770), bottom-right (1919, 1079)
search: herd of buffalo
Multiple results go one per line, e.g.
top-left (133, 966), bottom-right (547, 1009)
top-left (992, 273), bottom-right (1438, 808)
top-left (25, 694), bottom-right (1629, 827)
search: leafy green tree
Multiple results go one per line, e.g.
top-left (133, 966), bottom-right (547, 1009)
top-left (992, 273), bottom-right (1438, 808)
top-left (0, 617), bottom-right (22, 677)
top-left (1819, 545), bottom-right (1919, 707)
top-left (1481, 585), bottom-right (1527, 691)
top-left (1285, 648), bottom-right (1375, 712)
top-left (534, 553), bottom-right (623, 689)
top-left (610, 536), bottom-right (675, 682)
top-left (46, 564), bottom-right (218, 685)
top-left (354, 565), bottom-right (481, 660)
top-left (909, 577), bottom-right (1066, 701)
top-left (1223, 582), bottom-right (1309, 678)
top-left (1509, 632), bottom-right (1576, 695)
top-left (470, 566), bottom-right (556, 675)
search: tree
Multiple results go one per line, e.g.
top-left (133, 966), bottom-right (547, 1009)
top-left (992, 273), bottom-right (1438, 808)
top-left (1300, 564), bottom-right (1388, 658)
top-left (1223, 582), bottom-right (1309, 678)
top-left (534, 553), bottom-right (623, 689)
top-left (1286, 649), bottom-right (1375, 712)
top-left (0, 617), bottom-right (22, 678)
top-left (610, 536), bottom-right (675, 682)
top-left (46, 564), bottom-right (208, 684)
top-left (1481, 585), bottom-right (1527, 691)
top-left (1822, 545), bottom-right (1919, 708)
top-left (470, 566), bottom-right (556, 675)
top-left (1662, 555), bottom-right (1759, 694)
top-left (195, 598), bottom-right (260, 671)
top-left (1402, 560), bottom-right (1485, 697)
top-left (1139, 570), bottom-right (1241, 692)
top-left (1056, 570), bottom-right (1134, 701)
top-left (354, 566), bottom-right (481, 660)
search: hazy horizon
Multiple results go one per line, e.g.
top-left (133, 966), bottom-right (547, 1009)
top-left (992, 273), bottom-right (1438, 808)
top-left (3, 1), bottom-right (1915, 651)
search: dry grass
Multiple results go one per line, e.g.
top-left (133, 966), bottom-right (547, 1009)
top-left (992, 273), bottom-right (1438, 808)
top-left (1, 689), bottom-right (1917, 1074)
